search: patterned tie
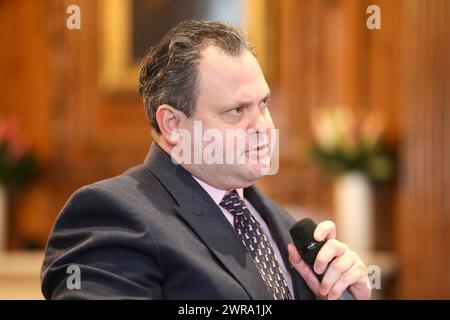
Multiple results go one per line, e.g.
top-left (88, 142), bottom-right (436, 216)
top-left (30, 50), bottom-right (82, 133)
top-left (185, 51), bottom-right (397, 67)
top-left (220, 190), bottom-right (292, 300)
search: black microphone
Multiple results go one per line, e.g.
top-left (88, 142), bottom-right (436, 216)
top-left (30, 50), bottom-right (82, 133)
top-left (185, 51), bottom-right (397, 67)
top-left (290, 218), bottom-right (353, 299)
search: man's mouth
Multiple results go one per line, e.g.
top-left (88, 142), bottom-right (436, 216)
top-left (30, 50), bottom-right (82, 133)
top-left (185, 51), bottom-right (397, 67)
top-left (245, 144), bottom-right (270, 158)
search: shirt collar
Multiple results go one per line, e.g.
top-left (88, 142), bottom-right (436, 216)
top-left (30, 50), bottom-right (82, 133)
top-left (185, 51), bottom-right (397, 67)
top-left (192, 175), bottom-right (244, 205)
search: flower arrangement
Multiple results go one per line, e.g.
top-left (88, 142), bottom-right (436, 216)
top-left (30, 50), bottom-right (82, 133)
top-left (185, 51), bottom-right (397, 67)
top-left (0, 117), bottom-right (37, 191)
top-left (310, 106), bottom-right (396, 182)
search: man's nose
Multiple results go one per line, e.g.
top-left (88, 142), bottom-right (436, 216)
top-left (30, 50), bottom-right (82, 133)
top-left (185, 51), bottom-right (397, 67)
top-left (249, 107), bottom-right (271, 132)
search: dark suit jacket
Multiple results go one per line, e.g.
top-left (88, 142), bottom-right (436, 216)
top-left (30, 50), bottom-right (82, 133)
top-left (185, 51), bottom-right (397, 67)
top-left (41, 143), bottom-right (315, 300)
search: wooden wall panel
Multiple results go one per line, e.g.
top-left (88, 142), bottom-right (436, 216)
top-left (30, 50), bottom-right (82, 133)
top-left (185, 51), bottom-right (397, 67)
top-left (261, 0), bottom-right (377, 216)
top-left (396, 0), bottom-right (450, 299)
top-left (0, 0), bottom-right (151, 249)
top-left (0, 0), bottom-right (53, 248)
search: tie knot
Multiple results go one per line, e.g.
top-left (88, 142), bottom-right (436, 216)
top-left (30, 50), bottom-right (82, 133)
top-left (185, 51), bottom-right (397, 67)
top-left (219, 190), bottom-right (247, 216)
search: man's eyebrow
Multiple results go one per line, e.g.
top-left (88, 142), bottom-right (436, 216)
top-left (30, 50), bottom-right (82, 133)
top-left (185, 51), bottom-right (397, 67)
top-left (219, 91), bottom-right (271, 110)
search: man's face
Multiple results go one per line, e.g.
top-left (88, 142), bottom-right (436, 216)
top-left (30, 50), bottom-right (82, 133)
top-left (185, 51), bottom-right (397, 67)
top-left (178, 46), bottom-right (276, 190)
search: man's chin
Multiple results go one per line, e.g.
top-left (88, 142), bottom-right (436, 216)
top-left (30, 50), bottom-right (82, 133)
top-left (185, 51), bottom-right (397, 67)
top-left (242, 163), bottom-right (271, 182)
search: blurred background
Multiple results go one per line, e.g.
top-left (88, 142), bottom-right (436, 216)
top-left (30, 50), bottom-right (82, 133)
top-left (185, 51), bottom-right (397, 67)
top-left (0, 0), bottom-right (448, 299)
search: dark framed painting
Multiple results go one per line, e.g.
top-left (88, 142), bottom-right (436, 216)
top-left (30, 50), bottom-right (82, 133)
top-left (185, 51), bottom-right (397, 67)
top-left (98, 0), bottom-right (275, 94)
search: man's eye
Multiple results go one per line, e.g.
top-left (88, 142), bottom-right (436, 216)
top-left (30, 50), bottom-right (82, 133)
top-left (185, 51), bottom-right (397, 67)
top-left (227, 106), bottom-right (244, 115)
top-left (258, 100), bottom-right (268, 113)
top-left (261, 98), bottom-right (269, 108)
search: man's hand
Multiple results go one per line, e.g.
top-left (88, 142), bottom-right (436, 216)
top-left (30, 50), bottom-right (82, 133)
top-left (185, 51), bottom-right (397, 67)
top-left (288, 220), bottom-right (371, 300)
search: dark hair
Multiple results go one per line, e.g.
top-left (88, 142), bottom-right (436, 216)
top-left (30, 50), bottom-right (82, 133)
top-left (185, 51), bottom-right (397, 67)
top-left (138, 20), bottom-right (254, 134)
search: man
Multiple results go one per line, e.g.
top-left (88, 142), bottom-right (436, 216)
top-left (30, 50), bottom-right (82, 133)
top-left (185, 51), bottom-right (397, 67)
top-left (41, 20), bottom-right (370, 300)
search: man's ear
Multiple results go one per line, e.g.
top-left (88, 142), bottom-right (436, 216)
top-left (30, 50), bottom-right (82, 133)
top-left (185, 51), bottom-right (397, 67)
top-left (155, 104), bottom-right (186, 146)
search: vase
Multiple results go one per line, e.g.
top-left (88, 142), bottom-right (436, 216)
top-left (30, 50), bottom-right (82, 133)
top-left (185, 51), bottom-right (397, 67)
top-left (334, 171), bottom-right (373, 253)
top-left (0, 185), bottom-right (7, 251)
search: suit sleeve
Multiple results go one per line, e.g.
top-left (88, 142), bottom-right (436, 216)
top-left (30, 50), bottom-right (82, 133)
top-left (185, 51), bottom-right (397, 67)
top-left (41, 185), bottom-right (164, 299)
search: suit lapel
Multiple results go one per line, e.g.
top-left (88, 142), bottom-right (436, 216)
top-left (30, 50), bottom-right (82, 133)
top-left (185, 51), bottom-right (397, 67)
top-left (144, 144), bottom-right (273, 300)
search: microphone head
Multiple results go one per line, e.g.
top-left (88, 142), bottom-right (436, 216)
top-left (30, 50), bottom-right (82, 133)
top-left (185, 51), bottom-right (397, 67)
top-left (290, 217), bottom-right (317, 251)
top-left (290, 218), bottom-right (323, 267)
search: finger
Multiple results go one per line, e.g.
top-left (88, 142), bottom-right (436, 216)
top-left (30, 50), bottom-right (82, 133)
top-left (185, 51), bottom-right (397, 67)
top-left (327, 265), bottom-right (368, 300)
top-left (287, 243), bottom-right (301, 264)
top-left (314, 239), bottom-right (347, 275)
top-left (288, 244), bottom-right (320, 294)
top-left (314, 220), bottom-right (336, 242)
top-left (295, 257), bottom-right (321, 295)
top-left (348, 277), bottom-right (372, 300)
top-left (318, 251), bottom-right (355, 296)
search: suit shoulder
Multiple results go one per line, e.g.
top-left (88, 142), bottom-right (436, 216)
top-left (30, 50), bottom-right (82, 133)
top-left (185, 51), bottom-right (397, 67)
top-left (53, 164), bottom-right (171, 231)
top-left (69, 164), bottom-right (170, 208)
top-left (78, 164), bottom-right (152, 197)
